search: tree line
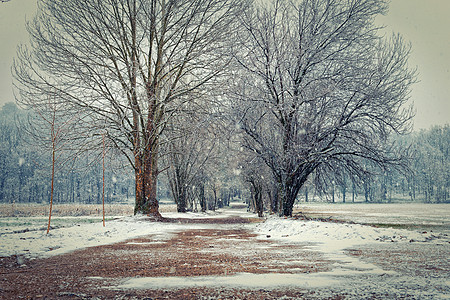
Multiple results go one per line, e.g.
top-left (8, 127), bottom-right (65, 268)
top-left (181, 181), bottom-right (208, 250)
top-left (10, 0), bottom-right (446, 217)
top-left (0, 102), bottom-right (135, 205)
top-left (0, 102), bottom-right (241, 210)
top-left (2, 102), bottom-right (448, 209)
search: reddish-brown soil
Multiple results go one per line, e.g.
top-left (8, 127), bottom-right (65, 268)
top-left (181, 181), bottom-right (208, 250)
top-left (0, 217), bottom-right (333, 299)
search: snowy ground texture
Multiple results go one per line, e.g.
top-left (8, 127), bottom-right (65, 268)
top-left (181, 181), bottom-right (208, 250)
top-left (1, 203), bottom-right (449, 299)
top-left (255, 213), bottom-right (449, 299)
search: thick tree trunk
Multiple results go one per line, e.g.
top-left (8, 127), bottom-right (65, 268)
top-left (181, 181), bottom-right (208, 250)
top-left (133, 145), bottom-right (159, 217)
top-left (133, 153), bottom-right (145, 215)
top-left (144, 149), bottom-right (160, 217)
top-left (279, 172), bottom-right (310, 217)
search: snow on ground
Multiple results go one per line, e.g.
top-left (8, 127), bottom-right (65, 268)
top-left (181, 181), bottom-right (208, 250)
top-left (252, 214), bottom-right (449, 299)
top-left (296, 203), bottom-right (450, 230)
top-left (255, 214), bottom-right (448, 272)
top-left (257, 212), bottom-right (449, 248)
top-left (1, 205), bottom-right (448, 261)
top-left (1, 204), bottom-right (449, 298)
top-left (162, 207), bottom-right (250, 219)
top-left (0, 208), bottom-right (254, 259)
top-left (116, 272), bottom-right (340, 290)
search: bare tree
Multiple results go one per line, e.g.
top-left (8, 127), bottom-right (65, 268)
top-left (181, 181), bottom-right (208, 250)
top-left (232, 0), bottom-right (416, 216)
top-left (23, 97), bottom-right (80, 233)
top-left (241, 155), bottom-right (270, 217)
top-left (164, 116), bottom-right (217, 213)
top-left (13, 0), bottom-right (248, 217)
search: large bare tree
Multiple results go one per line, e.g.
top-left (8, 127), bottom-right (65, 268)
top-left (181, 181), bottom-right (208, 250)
top-left (232, 0), bottom-right (416, 216)
top-left (13, 0), bottom-right (247, 217)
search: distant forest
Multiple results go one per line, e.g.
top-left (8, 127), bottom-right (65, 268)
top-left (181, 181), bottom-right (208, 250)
top-left (1, 102), bottom-right (449, 205)
top-left (0, 102), bottom-right (136, 205)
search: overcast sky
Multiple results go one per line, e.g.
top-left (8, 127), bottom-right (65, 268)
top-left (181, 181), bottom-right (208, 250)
top-left (0, 0), bottom-right (449, 131)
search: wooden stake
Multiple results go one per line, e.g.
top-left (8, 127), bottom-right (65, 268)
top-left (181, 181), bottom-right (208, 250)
top-left (102, 132), bottom-right (106, 227)
top-left (47, 113), bottom-right (56, 234)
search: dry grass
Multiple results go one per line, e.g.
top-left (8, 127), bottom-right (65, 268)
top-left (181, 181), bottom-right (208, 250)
top-left (0, 203), bottom-right (177, 217)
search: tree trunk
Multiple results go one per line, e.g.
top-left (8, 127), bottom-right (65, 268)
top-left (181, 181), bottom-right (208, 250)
top-left (142, 146), bottom-right (160, 217)
top-left (305, 186), bottom-right (308, 202)
top-left (279, 172), bottom-right (310, 217)
top-left (212, 188), bottom-right (217, 211)
top-left (352, 183), bottom-right (355, 203)
top-left (133, 155), bottom-right (145, 215)
top-left (47, 146), bottom-right (55, 234)
top-left (342, 185), bottom-right (346, 203)
top-left (332, 184), bottom-right (335, 203)
top-left (256, 190), bottom-right (264, 217)
top-left (102, 133), bottom-right (106, 227)
top-left (270, 184), bottom-right (278, 214)
top-left (176, 189), bottom-right (187, 213)
top-left (133, 143), bottom-right (159, 217)
top-left (199, 184), bottom-right (206, 212)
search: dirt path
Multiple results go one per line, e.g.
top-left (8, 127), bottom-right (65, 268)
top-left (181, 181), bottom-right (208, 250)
top-left (1, 213), bottom-right (449, 299)
top-left (1, 215), bottom-right (333, 299)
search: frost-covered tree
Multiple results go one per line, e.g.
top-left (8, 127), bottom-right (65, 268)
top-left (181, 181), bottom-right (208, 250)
top-left (410, 125), bottom-right (450, 202)
top-left (241, 155), bottom-right (272, 217)
top-left (232, 0), bottom-right (416, 216)
top-left (0, 103), bottom-right (30, 203)
top-left (164, 114), bottom-right (217, 213)
top-left (13, 0), bottom-right (248, 217)
top-left (0, 103), bottom-right (135, 205)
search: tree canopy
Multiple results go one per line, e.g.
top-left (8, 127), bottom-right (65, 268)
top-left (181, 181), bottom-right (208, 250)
top-left (231, 0), bottom-right (416, 216)
top-left (12, 0), bottom-right (421, 216)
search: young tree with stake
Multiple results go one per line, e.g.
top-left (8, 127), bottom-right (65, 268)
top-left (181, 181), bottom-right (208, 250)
top-left (22, 97), bottom-right (80, 233)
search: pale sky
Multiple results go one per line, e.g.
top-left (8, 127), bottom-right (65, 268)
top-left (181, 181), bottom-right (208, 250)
top-left (0, 0), bottom-right (449, 130)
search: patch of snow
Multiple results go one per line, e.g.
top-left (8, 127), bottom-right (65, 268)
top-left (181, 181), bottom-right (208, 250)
top-left (296, 203), bottom-right (450, 229)
top-left (162, 208), bottom-right (255, 219)
top-left (0, 214), bottom-right (218, 259)
top-left (115, 272), bottom-right (340, 290)
top-left (254, 215), bottom-right (449, 278)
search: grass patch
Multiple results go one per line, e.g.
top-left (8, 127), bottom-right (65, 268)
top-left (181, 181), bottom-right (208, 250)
top-left (367, 223), bottom-right (449, 232)
top-left (0, 203), bottom-right (178, 217)
top-left (0, 216), bottom-right (118, 234)
top-left (293, 212), bottom-right (449, 233)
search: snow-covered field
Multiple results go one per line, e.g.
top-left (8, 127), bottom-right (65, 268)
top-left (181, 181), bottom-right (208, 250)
top-left (1, 203), bottom-right (448, 259)
top-left (295, 202), bottom-right (450, 231)
top-left (1, 203), bottom-right (449, 298)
